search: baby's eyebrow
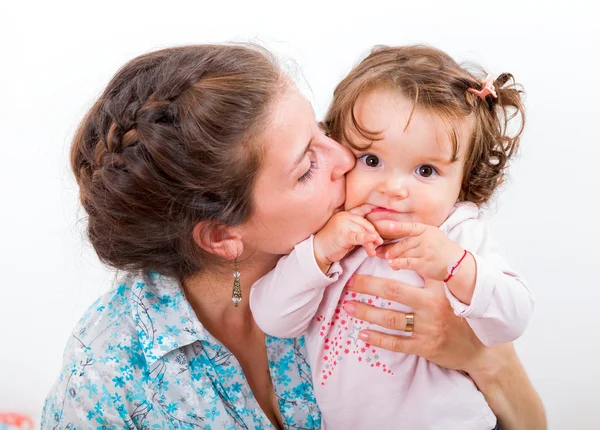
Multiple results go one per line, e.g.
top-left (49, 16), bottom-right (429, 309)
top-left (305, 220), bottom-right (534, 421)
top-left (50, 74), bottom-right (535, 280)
top-left (429, 155), bottom-right (452, 163)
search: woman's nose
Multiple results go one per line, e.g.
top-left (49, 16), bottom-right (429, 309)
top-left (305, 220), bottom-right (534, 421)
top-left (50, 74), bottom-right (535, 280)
top-left (330, 140), bottom-right (355, 180)
top-left (378, 175), bottom-right (409, 199)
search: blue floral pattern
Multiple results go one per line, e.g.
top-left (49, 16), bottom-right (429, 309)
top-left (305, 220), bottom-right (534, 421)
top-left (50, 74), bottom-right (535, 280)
top-left (42, 272), bottom-right (321, 429)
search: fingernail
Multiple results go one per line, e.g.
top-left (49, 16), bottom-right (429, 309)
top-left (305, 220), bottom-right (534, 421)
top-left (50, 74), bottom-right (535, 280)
top-left (387, 259), bottom-right (394, 265)
top-left (359, 332), bottom-right (369, 341)
top-left (343, 303), bottom-right (356, 315)
top-left (346, 276), bottom-right (354, 287)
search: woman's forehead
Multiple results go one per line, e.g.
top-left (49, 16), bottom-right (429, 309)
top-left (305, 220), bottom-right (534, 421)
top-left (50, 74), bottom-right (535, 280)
top-left (261, 88), bottom-right (315, 171)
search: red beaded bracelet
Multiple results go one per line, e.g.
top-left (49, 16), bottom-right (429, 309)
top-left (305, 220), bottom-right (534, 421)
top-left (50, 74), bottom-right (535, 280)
top-left (444, 249), bottom-right (468, 282)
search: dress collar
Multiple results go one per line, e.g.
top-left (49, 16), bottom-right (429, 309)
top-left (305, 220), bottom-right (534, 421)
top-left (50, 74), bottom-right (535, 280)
top-left (126, 271), bottom-right (208, 366)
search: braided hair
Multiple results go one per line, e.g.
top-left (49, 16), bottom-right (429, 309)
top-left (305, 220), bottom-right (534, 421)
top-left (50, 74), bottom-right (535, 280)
top-left (72, 44), bottom-right (285, 278)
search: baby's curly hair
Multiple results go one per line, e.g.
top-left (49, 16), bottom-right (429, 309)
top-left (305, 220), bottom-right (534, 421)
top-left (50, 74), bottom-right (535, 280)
top-left (323, 45), bottom-right (525, 205)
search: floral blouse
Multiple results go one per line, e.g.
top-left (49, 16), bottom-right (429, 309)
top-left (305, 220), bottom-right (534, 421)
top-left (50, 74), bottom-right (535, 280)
top-left (41, 272), bottom-right (321, 429)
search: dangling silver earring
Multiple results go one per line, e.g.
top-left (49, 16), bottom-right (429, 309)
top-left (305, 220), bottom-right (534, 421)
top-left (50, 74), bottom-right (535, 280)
top-left (232, 257), bottom-right (242, 307)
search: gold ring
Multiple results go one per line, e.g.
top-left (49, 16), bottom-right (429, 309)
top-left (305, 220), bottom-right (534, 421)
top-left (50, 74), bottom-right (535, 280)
top-left (405, 313), bottom-right (414, 333)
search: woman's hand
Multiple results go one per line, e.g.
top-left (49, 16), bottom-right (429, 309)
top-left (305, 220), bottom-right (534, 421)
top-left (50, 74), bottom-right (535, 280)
top-left (343, 274), bottom-right (485, 371)
top-left (343, 275), bottom-right (547, 429)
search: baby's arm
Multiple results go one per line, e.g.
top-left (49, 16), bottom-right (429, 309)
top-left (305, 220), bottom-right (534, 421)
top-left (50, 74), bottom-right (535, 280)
top-left (383, 218), bottom-right (534, 346)
top-left (250, 205), bottom-right (382, 338)
top-left (445, 218), bottom-right (535, 346)
top-left (250, 236), bottom-right (340, 338)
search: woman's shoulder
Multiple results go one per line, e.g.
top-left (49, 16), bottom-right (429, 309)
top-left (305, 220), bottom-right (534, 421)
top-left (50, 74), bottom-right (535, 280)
top-left (67, 271), bottom-right (189, 350)
top-left (70, 273), bottom-right (139, 344)
top-left (41, 273), bottom-right (142, 428)
top-left (53, 271), bottom-right (197, 367)
top-left (42, 272), bottom-right (199, 428)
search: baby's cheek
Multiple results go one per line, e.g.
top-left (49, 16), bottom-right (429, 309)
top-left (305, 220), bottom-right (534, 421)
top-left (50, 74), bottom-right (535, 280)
top-left (419, 196), bottom-right (453, 227)
top-left (344, 172), bottom-right (370, 209)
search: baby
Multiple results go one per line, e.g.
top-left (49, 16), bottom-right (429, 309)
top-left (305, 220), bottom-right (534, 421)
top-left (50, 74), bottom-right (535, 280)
top-left (251, 45), bottom-right (534, 429)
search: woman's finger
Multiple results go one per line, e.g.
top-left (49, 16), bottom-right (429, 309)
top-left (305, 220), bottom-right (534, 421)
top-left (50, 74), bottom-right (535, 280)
top-left (346, 274), bottom-right (424, 308)
top-left (344, 301), bottom-right (412, 331)
top-left (357, 329), bottom-right (417, 355)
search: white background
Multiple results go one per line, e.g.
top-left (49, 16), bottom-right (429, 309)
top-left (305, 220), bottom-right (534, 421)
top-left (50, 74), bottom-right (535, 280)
top-left (1, 0), bottom-right (598, 428)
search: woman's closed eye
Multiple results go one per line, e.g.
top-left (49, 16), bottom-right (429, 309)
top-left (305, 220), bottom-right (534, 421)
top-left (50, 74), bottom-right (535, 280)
top-left (358, 154), bottom-right (381, 168)
top-left (298, 159), bottom-right (317, 183)
top-left (415, 164), bottom-right (438, 178)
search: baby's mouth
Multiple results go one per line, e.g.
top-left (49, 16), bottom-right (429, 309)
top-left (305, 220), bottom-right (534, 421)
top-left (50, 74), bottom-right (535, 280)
top-left (367, 207), bottom-right (411, 221)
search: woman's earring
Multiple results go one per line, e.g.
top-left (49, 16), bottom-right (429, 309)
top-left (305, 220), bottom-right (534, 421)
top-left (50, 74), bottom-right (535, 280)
top-left (232, 257), bottom-right (242, 307)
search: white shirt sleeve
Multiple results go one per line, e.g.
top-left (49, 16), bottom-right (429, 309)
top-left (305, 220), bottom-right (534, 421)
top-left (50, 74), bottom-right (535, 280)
top-left (249, 235), bottom-right (342, 338)
top-left (444, 217), bottom-right (535, 346)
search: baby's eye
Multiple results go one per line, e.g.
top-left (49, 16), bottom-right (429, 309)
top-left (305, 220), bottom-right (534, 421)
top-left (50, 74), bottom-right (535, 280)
top-left (416, 164), bottom-right (437, 178)
top-left (359, 154), bottom-right (381, 168)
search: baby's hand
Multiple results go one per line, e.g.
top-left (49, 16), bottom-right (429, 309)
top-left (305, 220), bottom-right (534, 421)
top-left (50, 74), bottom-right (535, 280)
top-left (313, 204), bottom-right (383, 273)
top-left (380, 222), bottom-right (464, 281)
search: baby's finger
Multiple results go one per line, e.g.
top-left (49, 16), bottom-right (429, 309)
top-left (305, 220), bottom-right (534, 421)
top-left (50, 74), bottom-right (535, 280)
top-left (387, 255), bottom-right (420, 271)
top-left (348, 203), bottom-right (377, 218)
top-left (375, 221), bottom-right (427, 239)
top-left (364, 241), bottom-right (377, 257)
top-left (384, 237), bottom-right (419, 260)
top-left (391, 222), bottom-right (428, 237)
top-left (365, 236), bottom-right (383, 256)
top-left (346, 230), bottom-right (379, 247)
top-left (375, 243), bottom-right (395, 259)
top-left (350, 215), bottom-right (379, 235)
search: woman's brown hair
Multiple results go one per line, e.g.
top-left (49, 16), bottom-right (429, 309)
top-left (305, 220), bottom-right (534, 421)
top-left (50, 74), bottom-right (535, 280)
top-left (323, 45), bottom-right (525, 205)
top-left (72, 44), bottom-right (285, 279)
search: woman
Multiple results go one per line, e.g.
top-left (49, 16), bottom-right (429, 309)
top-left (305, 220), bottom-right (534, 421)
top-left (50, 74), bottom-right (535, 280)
top-left (42, 44), bottom-right (545, 429)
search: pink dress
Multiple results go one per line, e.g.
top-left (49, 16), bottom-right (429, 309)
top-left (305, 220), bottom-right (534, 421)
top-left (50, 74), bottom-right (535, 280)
top-left (250, 202), bottom-right (535, 429)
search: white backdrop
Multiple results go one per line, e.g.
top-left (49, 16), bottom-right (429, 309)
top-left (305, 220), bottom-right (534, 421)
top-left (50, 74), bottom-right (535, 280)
top-left (1, 0), bottom-right (598, 428)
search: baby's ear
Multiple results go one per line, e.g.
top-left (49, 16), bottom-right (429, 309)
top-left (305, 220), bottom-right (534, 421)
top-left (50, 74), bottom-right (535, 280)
top-left (192, 221), bottom-right (243, 260)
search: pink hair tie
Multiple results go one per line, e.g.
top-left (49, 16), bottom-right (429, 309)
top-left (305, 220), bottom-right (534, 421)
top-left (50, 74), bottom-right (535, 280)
top-left (468, 74), bottom-right (497, 101)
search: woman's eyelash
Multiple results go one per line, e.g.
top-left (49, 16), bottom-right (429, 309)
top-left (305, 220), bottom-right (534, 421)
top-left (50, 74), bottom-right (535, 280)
top-left (298, 160), bottom-right (317, 183)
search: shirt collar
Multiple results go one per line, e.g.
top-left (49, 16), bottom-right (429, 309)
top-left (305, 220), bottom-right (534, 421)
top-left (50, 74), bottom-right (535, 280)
top-left (127, 271), bottom-right (208, 366)
top-left (439, 201), bottom-right (480, 234)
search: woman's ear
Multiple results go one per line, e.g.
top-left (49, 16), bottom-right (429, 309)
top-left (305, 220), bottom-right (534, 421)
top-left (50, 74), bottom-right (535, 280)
top-left (192, 222), bottom-right (243, 260)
